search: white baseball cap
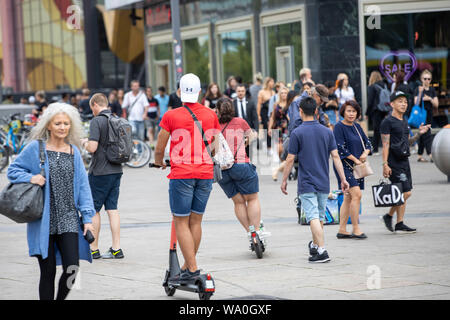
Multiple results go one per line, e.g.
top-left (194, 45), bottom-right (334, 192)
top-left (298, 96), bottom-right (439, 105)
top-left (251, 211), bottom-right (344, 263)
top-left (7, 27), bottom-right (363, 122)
top-left (180, 73), bottom-right (201, 103)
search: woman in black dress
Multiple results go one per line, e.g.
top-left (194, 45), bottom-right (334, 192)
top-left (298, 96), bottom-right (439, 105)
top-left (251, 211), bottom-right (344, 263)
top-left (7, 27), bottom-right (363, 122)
top-left (333, 101), bottom-right (372, 239)
top-left (414, 69), bottom-right (439, 162)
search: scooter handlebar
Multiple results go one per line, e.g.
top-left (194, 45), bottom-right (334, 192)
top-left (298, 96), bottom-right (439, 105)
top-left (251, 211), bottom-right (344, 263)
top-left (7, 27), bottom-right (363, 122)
top-left (149, 160), bottom-right (171, 168)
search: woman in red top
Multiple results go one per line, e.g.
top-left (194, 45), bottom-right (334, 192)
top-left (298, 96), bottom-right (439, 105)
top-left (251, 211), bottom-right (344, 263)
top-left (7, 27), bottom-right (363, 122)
top-left (215, 98), bottom-right (271, 250)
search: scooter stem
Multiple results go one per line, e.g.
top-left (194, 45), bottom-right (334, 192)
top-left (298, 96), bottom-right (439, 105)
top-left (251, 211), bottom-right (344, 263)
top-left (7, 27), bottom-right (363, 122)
top-left (170, 219), bottom-right (177, 250)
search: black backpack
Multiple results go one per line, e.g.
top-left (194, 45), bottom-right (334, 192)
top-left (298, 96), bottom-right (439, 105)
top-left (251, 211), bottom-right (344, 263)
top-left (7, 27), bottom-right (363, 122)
top-left (100, 113), bottom-right (133, 164)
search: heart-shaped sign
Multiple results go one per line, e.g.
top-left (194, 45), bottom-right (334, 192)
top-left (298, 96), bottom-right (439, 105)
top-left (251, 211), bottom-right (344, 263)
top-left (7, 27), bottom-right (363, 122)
top-left (379, 50), bottom-right (417, 82)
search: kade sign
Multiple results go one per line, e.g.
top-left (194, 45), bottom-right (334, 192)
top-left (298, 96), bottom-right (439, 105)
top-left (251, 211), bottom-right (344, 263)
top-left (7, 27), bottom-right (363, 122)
top-left (379, 50), bottom-right (418, 82)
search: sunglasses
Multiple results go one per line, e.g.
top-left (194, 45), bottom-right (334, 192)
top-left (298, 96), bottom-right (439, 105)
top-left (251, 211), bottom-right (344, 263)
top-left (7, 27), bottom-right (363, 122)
top-left (423, 78), bottom-right (431, 81)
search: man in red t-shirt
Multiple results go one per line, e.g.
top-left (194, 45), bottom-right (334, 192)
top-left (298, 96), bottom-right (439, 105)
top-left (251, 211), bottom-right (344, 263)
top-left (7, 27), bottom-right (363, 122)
top-left (154, 73), bottom-right (220, 283)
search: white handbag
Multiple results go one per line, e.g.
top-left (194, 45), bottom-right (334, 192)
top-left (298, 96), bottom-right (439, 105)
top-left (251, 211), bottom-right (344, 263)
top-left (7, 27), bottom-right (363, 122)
top-left (214, 132), bottom-right (235, 170)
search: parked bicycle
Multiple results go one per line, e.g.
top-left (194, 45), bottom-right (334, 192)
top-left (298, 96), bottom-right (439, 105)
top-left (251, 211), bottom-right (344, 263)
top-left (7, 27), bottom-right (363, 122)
top-left (0, 113), bottom-right (34, 172)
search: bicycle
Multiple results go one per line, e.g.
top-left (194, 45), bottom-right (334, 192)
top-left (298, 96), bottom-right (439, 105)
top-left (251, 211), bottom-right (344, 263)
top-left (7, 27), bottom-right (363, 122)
top-left (125, 138), bottom-right (152, 168)
top-left (0, 113), bottom-right (33, 171)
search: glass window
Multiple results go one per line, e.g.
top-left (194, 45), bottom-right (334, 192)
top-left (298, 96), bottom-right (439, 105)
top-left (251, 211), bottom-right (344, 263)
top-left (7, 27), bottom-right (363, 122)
top-left (264, 21), bottom-right (302, 84)
top-left (183, 36), bottom-right (210, 87)
top-left (219, 30), bottom-right (253, 85)
top-left (153, 42), bottom-right (172, 61)
top-left (365, 11), bottom-right (450, 93)
top-left (150, 42), bottom-right (173, 92)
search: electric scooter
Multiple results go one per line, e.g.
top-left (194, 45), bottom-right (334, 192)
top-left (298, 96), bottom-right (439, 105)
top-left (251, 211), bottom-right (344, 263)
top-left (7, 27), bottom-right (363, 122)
top-left (150, 162), bottom-right (216, 300)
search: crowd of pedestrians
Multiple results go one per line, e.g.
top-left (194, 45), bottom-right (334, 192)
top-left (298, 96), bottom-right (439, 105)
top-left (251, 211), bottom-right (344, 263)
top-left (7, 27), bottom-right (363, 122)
top-left (4, 62), bottom-right (446, 299)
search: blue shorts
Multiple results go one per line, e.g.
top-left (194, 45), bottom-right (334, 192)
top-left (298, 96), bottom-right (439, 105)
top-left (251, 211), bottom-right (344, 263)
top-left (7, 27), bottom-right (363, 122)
top-left (169, 179), bottom-right (213, 217)
top-left (218, 163), bottom-right (259, 199)
top-left (88, 173), bottom-right (122, 212)
top-left (299, 192), bottom-right (328, 223)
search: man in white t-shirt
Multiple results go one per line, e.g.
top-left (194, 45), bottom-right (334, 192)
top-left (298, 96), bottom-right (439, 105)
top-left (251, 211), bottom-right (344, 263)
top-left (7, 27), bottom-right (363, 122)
top-left (122, 80), bottom-right (149, 141)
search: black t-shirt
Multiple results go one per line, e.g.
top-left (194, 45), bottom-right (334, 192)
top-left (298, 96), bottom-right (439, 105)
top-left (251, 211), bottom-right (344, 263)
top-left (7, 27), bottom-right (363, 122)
top-left (168, 92), bottom-right (182, 109)
top-left (147, 97), bottom-right (159, 118)
top-left (323, 94), bottom-right (338, 111)
top-left (414, 86), bottom-right (436, 125)
top-left (109, 101), bottom-right (122, 117)
top-left (380, 115), bottom-right (410, 167)
top-left (36, 101), bottom-right (48, 113)
top-left (80, 99), bottom-right (92, 115)
top-left (88, 110), bottom-right (123, 176)
top-left (205, 96), bottom-right (219, 109)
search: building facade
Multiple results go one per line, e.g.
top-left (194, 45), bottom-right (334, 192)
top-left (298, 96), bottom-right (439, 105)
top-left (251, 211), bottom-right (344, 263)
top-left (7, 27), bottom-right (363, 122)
top-left (107, 0), bottom-right (450, 113)
top-left (0, 0), bottom-right (145, 97)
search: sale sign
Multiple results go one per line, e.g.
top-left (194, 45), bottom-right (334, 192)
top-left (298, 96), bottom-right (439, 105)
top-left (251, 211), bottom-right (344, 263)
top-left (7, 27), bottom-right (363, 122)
top-left (379, 50), bottom-right (417, 82)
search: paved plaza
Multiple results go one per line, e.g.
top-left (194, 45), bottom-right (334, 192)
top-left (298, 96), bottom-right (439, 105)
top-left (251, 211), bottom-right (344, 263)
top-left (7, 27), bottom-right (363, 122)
top-left (1, 152), bottom-right (449, 300)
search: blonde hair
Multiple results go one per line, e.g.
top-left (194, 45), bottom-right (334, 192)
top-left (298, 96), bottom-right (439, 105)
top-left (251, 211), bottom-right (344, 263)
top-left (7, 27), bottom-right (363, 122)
top-left (299, 68), bottom-right (311, 80)
top-left (276, 87), bottom-right (289, 105)
top-left (262, 77), bottom-right (274, 90)
top-left (253, 72), bottom-right (263, 83)
top-left (90, 93), bottom-right (109, 108)
top-left (28, 102), bottom-right (83, 149)
top-left (368, 71), bottom-right (383, 86)
top-left (421, 69), bottom-right (432, 79)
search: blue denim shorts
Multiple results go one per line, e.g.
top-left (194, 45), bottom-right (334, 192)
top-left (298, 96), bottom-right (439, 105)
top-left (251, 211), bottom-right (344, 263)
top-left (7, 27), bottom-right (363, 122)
top-left (299, 192), bottom-right (329, 223)
top-left (88, 173), bottom-right (122, 212)
top-left (169, 179), bottom-right (213, 216)
top-left (218, 163), bottom-right (259, 199)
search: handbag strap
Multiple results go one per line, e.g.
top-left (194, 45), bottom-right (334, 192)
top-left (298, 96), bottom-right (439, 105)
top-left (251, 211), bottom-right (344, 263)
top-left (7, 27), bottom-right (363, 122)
top-left (352, 124), bottom-right (367, 151)
top-left (183, 105), bottom-right (214, 162)
top-left (221, 121), bottom-right (230, 134)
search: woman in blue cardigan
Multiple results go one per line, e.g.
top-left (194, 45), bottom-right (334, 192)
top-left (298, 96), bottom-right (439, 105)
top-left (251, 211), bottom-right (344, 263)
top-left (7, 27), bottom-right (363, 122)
top-left (7, 103), bottom-right (95, 300)
top-left (333, 100), bottom-right (372, 240)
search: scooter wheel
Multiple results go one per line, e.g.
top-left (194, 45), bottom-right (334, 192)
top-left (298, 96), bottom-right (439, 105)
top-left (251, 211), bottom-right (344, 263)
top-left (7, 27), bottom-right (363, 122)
top-left (165, 286), bottom-right (176, 296)
top-left (252, 233), bottom-right (264, 259)
top-left (199, 292), bottom-right (213, 300)
top-left (254, 242), bottom-right (263, 259)
top-left (197, 282), bottom-right (213, 300)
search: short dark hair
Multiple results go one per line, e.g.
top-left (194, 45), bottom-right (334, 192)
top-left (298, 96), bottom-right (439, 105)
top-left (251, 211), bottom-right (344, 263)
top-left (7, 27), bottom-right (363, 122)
top-left (299, 96), bottom-right (317, 116)
top-left (158, 86), bottom-right (166, 93)
top-left (236, 83), bottom-right (246, 90)
top-left (339, 100), bottom-right (361, 119)
top-left (216, 97), bottom-right (235, 124)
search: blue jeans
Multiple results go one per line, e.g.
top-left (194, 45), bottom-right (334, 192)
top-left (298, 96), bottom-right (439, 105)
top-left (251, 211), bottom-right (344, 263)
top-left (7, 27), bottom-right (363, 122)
top-left (299, 192), bottom-right (328, 223)
top-left (130, 120), bottom-right (145, 141)
top-left (169, 179), bottom-right (213, 216)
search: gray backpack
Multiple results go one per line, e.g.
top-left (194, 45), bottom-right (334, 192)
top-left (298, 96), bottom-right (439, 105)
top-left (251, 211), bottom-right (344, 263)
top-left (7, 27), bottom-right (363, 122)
top-left (101, 113), bottom-right (133, 164)
top-left (375, 84), bottom-right (392, 112)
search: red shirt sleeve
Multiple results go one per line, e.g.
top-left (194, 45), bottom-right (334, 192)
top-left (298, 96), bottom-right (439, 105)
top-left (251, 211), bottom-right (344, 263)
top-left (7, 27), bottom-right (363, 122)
top-left (159, 112), bottom-right (171, 133)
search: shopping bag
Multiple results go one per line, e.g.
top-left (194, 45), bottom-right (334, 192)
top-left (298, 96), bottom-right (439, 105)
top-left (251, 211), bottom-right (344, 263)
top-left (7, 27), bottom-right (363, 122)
top-left (372, 180), bottom-right (404, 207)
top-left (337, 191), bottom-right (362, 224)
top-left (296, 193), bottom-right (340, 225)
top-left (408, 101), bottom-right (427, 128)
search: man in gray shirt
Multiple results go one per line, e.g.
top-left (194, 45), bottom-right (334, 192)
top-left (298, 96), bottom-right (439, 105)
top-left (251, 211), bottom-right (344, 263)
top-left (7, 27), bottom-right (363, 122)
top-left (82, 93), bottom-right (124, 260)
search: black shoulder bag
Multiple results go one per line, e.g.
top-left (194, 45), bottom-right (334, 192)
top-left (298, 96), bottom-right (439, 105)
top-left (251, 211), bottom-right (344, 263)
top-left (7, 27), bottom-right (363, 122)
top-left (0, 140), bottom-right (46, 223)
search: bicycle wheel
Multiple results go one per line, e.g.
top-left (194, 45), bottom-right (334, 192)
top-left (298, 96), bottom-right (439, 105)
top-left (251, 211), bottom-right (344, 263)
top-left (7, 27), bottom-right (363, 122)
top-left (125, 139), bottom-right (151, 168)
top-left (0, 145), bottom-right (9, 172)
